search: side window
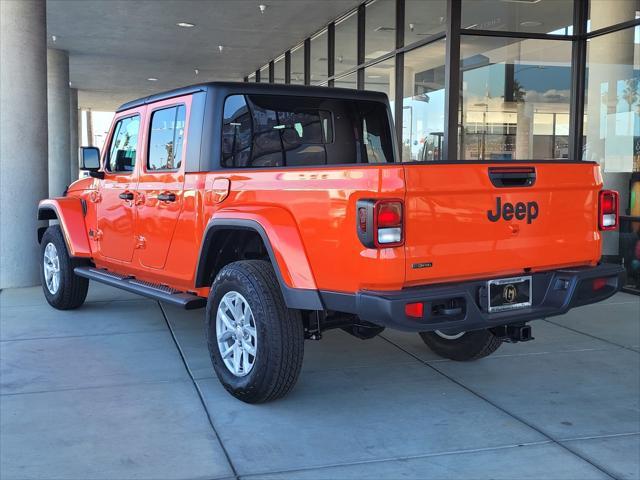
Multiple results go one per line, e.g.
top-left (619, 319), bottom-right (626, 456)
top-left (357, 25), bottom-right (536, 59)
top-left (221, 94), bottom-right (394, 168)
top-left (222, 95), bottom-right (253, 167)
top-left (147, 105), bottom-right (186, 171)
top-left (221, 95), bottom-right (333, 168)
top-left (107, 115), bottom-right (140, 173)
top-left (363, 116), bottom-right (390, 164)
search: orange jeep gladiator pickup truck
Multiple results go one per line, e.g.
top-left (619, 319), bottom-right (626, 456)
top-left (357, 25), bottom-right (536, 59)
top-left (38, 82), bottom-right (625, 403)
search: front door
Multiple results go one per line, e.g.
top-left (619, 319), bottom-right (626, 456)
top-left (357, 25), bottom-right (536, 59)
top-left (97, 112), bottom-right (143, 263)
top-left (134, 100), bottom-right (189, 269)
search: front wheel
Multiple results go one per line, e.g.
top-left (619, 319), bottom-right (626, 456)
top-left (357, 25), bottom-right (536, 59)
top-left (419, 328), bottom-right (502, 361)
top-left (206, 260), bottom-right (304, 403)
top-left (40, 225), bottom-right (88, 310)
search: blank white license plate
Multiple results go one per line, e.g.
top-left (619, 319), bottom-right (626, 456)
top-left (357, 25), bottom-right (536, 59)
top-left (487, 276), bottom-right (532, 313)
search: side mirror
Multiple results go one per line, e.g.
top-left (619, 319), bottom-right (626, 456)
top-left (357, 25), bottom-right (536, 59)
top-left (80, 147), bottom-right (104, 179)
top-left (80, 146), bottom-right (101, 171)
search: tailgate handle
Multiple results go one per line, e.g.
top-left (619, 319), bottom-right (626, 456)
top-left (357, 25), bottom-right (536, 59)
top-left (488, 167), bottom-right (536, 188)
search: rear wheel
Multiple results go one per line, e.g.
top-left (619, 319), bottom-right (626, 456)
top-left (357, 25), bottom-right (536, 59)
top-left (40, 225), bottom-right (89, 310)
top-left (206, 260), bottom-right (304, 403)
top-left (419, 328), bottom-right (502, 361)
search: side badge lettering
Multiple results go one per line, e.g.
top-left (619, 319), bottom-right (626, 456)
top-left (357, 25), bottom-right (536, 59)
top-left (412, 262), bottom-right (433, 269)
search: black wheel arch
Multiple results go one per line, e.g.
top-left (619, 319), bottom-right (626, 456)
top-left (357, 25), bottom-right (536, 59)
top-left (37, 206), bottom-right (59, 244)
top-left (195, 219), bottom-right (323, 311)
top-left (37, 206), bottom-right (90, 268)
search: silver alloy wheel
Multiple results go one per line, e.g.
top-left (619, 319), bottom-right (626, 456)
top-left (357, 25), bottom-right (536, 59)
top-left (43, 242), bottom-right (61, 295)
top-left (434, 330), bottom-right (466, 340)
top-left (216, 291), bottom-right (258, 377)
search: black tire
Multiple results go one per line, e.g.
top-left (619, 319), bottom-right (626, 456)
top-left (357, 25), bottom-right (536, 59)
top-left (40, 225), bottom-right (89, 310)
top-left (205, 260), bottom-right (304, 403)
top-left (419, 329), bottom-right (502, 361)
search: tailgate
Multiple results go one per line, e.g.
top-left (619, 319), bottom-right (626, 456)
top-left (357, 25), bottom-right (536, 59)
top-left (403, 162), bottom-right (602, 286)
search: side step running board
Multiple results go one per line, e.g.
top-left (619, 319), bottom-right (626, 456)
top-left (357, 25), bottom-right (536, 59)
top-left (74, 267), bottom-right (206, 310)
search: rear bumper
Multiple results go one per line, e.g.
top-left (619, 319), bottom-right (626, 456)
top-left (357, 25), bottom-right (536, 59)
top-left (320, 263), bottom-right (626, 333)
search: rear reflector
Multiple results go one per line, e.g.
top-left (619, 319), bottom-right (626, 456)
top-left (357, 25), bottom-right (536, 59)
top-left (598, 190), bottom-right (619, 231)
top-left (592, 277), bottom-right (608, 291)
top-left (405, 302), bottom-right (424, 318)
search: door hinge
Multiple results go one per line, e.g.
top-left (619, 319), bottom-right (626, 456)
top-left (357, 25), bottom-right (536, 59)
top-left (89, 191), bottom-right (102, 203)
top-left (135, 235), bottom-right (146, 249)
top-left (89, 228), bottom-right (103, 241)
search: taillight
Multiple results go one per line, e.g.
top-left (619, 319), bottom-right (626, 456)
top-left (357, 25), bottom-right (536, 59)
top-left (598, 190), bottom-right (619, 231)
top-left (375, 200), bottom-right (403, 247)
top-left (356, 198), bottom-right (404, 248)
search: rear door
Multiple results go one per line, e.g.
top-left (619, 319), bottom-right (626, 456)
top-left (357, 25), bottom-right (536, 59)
top-left (403, 162), bottom-right (602, 286)
top-left (97, 112), bottom-right (143, 263)
top-left (134, 97), bottom-right (190, 269)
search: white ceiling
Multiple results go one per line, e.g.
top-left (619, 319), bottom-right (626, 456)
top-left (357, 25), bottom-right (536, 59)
top-left (46, 0), bottom-right (604, 111)
top-left (47, 0), bottom-right (361, 110)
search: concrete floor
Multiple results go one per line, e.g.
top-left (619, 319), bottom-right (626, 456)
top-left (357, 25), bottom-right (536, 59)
top-left (1, 284), bottom-right (639, 480)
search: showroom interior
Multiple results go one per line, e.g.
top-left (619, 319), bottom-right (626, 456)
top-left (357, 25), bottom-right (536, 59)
top-left (0, 0), bottom-right (639, 293)
top-left (244, 0), bottom-right (640, 294)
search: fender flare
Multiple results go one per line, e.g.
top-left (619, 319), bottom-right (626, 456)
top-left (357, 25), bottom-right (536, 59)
top-left (37, 198), bottom-right (92, 258)
top-left (195, 215), bottom-right (323, 311)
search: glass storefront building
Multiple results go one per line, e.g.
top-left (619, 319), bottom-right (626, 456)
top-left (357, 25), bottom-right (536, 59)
top-left (245, 0), bottom-right (640, 294)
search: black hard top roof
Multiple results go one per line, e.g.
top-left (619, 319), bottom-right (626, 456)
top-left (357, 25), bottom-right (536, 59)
top-left (116, 81), bottom-right (389, 113)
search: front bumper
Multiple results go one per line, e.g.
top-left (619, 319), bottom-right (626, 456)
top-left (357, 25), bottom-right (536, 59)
top-left (320, 263), bottom-right (626, 333)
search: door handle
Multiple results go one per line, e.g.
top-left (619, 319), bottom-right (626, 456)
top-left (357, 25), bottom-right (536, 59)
top-left (119, 192), bottom-right (134, 201)
top-left (157, 192), bottom-right (176, 202)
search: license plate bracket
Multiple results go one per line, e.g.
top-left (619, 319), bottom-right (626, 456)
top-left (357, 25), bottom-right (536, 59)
top-left (487, 276), bottom-right (532, 313)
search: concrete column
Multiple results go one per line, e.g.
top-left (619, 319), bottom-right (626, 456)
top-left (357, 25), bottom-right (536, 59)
top-left (47, 48), bottom-right (71, 197)
top-left (400, 66), bottom-right (416, 161)
top-left (86, 109), bottom-right (94, 146)
top-left (515, 102), bottom-right (534, 160)
top-left (69, 88), bottom-right (79, 181)
top-left (0, 0), bottom-right (48, 288)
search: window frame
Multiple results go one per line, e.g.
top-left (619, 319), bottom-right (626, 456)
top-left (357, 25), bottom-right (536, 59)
top-left (145, 103), bottom-right (187, 173)
top-left (457, 35), bottom-right (574, 162)
top-left (104, 113), bottom-right (141, 175)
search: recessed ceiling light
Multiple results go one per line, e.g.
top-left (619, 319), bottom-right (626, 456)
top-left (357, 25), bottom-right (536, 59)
top-left (520, 20), bottom-right (543, 27)
top-left (176, 22), bottom-right (195, 28)
top-left (147, 77), bottom-right (158, 81)
top-left (259, 4), bottom-right (268, 14)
